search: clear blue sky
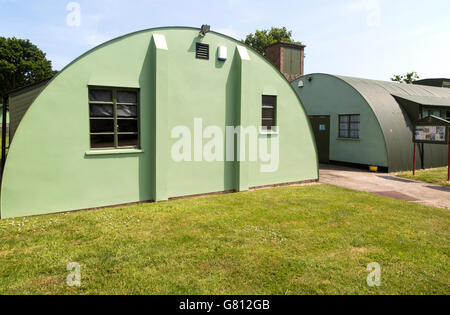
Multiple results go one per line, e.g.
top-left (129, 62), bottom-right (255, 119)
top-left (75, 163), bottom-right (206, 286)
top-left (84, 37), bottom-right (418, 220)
top-left (1, 0), bottom-right (449, 81)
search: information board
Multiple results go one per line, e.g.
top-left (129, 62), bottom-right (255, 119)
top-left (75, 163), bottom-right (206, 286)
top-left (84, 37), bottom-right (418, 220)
top-left (414, 125), bottom-right (448, 143)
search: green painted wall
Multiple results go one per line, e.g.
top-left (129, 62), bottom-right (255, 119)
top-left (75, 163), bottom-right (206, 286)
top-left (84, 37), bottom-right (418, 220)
top-left (292, 74), bottom-right (388, 167)
top-left (1, 27), bottom-right (318, 218)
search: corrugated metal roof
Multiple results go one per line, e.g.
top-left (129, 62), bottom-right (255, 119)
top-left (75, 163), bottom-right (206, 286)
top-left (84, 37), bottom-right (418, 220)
top-left (392, 94), bottom-right (450, 107)
top-left (335, 75), bottom-right (450, 171)
top-left (336, 75), bottom-right (450, 98)
top-left (414, 78), bottom-right (450, 88)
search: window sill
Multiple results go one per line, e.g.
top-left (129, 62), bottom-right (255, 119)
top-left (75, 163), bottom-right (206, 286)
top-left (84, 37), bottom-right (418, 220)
top-left (85, 149), bottom-right (144, 156)
top-left (259, 127), bottom-right (279, 135)
top-left (336, 138), bottom-right (360, 141)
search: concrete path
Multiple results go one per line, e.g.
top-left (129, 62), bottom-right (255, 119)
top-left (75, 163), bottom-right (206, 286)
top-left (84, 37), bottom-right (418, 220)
top-left (320, 164), bottom-right (450, 210)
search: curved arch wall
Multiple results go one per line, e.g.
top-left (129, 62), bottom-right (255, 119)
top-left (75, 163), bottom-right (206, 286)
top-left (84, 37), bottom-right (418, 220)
top-left (292, 74), bottom-right (388, 168)
top-left (1, 28), bottom-right (318, 218)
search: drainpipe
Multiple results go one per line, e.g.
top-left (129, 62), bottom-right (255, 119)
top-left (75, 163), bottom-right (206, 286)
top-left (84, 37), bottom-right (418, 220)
top-left (1, 93), bottom-right (8, 179)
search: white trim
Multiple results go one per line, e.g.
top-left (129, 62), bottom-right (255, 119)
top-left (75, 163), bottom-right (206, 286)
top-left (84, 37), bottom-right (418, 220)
top-left (259, 126), bottom-right (279, 135)
top-left (237, 45), bottom-right (250, 61)
top-left (153, 34), bottom-right (168, 50)
top-left (85, 149), bottom-right (144, 156)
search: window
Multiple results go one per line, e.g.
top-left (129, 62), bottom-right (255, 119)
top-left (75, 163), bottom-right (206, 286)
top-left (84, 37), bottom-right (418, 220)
top-left (196, 43), bottom-right (209, 60)
top-left (262, 95), bottom-right (277, 131)
top-left (339, 114), bottom-right (360, 139)
top-left (422, 108), bottom-right (442, 119)
top-left (89, 88), bottom-right (139, 149)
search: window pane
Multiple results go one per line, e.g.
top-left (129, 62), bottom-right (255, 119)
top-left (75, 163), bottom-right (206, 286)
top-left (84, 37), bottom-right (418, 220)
top-left (91, 134), bottom-right (114, 149)
top-left (117, 91), bottom-right (138, 104)
top-left (118, 134), bottom-right (138, 147)
top-left (262, 119), bottom-right (273, 130)
top-left (90, 104), bottom-right (113, 117)
top-left (90, 119), bottom-right (114, 133)
top-left (351, 115), bottom-right (360, 122)
top-left (350, 130), bottom-right (360, 138)
top-left (340, 115), bottom-right (349, 123)
top-left (340, 123), bottom-right (349, 131)
top-left (89, 90), bottom-right (113, 102)
top-left (340, 129), bottom-right (349, 138)
top-left (118, 119), bottom-right (138, 133)
top-left (262, 96), bottom-right (276, 107)
top-left (262, 107), bottom-right (275, 120)
top-left (117, 105), bottom-right (138, 118)
top-left (262, 95), bottom-right (276, 130)
top-left (350, 123), bottom-right (360, 131)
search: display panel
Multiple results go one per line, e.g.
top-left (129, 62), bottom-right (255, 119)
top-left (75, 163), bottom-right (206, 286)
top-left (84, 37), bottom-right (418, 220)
top-left (414, 125), bottom-right (448, 144)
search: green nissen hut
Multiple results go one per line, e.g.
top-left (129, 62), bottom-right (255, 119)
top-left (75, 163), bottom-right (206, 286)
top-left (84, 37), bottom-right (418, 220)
top-left (0, 27), bottom-right (318, 218)
top-left (292, 73), bottom-right (450, 172)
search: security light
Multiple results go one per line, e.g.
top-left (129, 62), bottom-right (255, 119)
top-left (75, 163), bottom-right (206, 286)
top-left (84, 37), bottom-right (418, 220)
top-left (199, 24), bottom-right (211, 37)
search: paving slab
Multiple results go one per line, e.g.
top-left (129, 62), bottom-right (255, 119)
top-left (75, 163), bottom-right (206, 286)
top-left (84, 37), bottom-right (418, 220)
top-left (319, 164), bottom-right (450, 209)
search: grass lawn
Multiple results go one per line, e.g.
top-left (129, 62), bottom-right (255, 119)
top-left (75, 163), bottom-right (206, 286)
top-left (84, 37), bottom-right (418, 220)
top-left (0, 184), bottom-right (448, 295)
top-left (397, 167), bottom-right (450, 188)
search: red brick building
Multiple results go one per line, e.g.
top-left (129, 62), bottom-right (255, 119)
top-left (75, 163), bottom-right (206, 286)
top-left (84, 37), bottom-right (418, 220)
top-left (265, 42), bottom-right (305, 82)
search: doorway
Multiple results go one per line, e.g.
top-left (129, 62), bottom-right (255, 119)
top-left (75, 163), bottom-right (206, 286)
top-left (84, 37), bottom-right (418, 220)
top-left (309, 115), bottom-right (330, 163)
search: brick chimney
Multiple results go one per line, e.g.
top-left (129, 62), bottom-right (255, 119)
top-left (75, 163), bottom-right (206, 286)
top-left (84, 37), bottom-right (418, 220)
top-left (265, 42), bottom-right (305, 82)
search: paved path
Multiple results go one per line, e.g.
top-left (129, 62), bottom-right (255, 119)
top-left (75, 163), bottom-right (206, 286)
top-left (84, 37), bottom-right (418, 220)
top-left (320, 164), bottom-right (450, 209)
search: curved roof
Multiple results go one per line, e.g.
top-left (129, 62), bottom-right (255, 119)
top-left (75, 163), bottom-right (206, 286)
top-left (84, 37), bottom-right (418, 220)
top-left (2, 26), bottom-right (319, 218)
top-left (337, 75), bottom-right (450, 171)
top-left (7, 26), bottom-right (306, 140)
top-left (294, 74), bottom-right (450, 171)
top-left (49, 26), bottom-right (296, 89)
top-left (336, 75), bottom-right (450, 98)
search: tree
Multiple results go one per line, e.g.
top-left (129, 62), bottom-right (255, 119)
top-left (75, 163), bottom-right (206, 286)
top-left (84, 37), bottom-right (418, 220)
top-left (391, 72), bottom-right (419, 84)
top-left (243, 27), bottom-right (302, 55)
top-left (0, 37), bottom-right (55, 95)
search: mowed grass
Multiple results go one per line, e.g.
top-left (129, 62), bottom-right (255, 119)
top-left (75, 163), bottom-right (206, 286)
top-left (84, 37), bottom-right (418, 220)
top-left (0, 184), bottom-right (448, 295)
top-left (397, 167), bottom-right (450, 187)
